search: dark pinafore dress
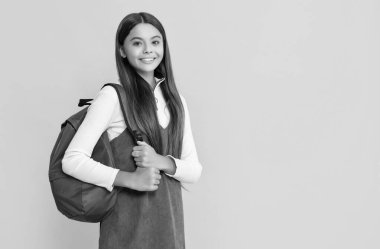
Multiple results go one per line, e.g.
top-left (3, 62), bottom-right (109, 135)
top-left (99, 126), bottom-right (185, 249)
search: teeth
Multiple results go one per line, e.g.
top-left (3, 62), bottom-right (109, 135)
top-left (141, 58), bottom-right (155, 62)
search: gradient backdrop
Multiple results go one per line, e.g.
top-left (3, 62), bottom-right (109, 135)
top-left (0, 0), bottom-right (379, 248)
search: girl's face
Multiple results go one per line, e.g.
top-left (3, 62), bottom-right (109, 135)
top-left (121, 23), bottom-right (164, 78)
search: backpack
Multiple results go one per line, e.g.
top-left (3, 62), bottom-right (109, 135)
top-left (48, 83), bottom-right (142, 222)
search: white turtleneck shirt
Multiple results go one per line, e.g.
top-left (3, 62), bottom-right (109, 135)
top-left (62, 79), bottom-right (202, 191)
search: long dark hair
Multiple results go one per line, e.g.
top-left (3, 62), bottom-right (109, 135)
top-left (115, 12), bottom-right (184, 158)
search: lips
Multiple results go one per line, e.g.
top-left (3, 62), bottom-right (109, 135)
top-left (140, 57), bottom-right (156, 64)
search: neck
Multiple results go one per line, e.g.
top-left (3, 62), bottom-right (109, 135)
top-left (137, 71), bottom-right (155, 89)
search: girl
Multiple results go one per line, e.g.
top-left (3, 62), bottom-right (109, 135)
top-left (62, 12), bottom-right (202, 249)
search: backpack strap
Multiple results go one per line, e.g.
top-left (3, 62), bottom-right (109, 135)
top-left (102, 83), bottom-right (143, 143)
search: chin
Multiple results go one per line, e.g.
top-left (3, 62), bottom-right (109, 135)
top-left (138, 64), bottom-right (160, 73)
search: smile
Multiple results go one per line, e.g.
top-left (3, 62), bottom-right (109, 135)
top-left (140, 58), bottom-right (156, 64)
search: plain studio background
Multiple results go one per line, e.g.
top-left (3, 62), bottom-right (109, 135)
top-left (0, 0), bottom-right (379, 248)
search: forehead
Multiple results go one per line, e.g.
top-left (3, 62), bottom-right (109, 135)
top-left (127, 23), bottom-right (162, 40)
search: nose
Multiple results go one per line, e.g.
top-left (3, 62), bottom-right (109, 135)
top-left (143, 44), bottom-right (152, 54)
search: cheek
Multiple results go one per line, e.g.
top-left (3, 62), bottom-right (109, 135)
top-left (125, 54), bottom-right (134, 66)
top-left (126, 49), bottom-right (137, 60)
top-left (125, 51), bottom-right (141, 67)
top-left (156, 46), bottom-right (164, 61)
top-left (125, 45), bottom-right (141, 58)
top-left (158, 46), bottom-right (164, 56)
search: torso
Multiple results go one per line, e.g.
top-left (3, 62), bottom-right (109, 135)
top-left (99, 126), bottom-right (185, 249)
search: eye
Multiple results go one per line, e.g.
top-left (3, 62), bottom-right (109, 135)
top-left (152, 40), bottom-right (160, 46)
top-left (132, 41), bottom-right (142, 46)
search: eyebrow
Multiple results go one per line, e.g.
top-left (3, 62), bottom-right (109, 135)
top-left (130, 35), bottom-right (162, 41)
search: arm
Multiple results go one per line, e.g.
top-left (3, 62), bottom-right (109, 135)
top-left (166, 95), bottom-right (202, 183)
top-left (62, 86), bottom-right (161, 192)
top-left (62, 86), bottom-right (120, 192)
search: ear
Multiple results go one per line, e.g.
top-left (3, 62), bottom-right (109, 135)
top-left (119, 47), bottom-right (126, 58)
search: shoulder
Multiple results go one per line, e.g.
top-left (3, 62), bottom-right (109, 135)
top-left (98, 84), bottom-right (120, 100)
top-left (94, 84), bottom-right (121, 104)
top-left (88, 84), bottom-right (120, 113)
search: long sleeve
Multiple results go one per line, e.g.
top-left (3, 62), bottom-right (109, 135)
top-left (166, 96), bottom-right (203, 183)
top-left (62, 86), bottom-right (120, 192)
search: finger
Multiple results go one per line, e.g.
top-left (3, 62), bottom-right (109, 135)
top-left (154, 168), bottom-right (160, 174)
top-left (134, 157), bottom-right (142, 162)
top-left (137, 141), bottom-right (148, 146)
top-left (149, 168), bottom-right (158, 173)
top-left (133, 146), bottom-right (144, 151)
top-left (132, 152), bottom-right (144, 159)
top-left (154, 179), bottom-right (160, 185)
top-left (157, 174), bottom-right (161, 180)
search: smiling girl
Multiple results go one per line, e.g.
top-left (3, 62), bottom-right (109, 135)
top-left (62, 12), bottom-right (202, 249)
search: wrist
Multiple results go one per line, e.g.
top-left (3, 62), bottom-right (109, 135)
top-left (114, 171), bottom-right (135, 189)
top-left (160, 155), bottom-right (176, 175)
